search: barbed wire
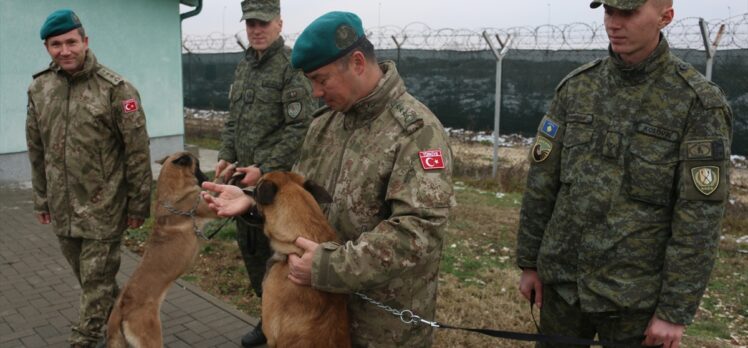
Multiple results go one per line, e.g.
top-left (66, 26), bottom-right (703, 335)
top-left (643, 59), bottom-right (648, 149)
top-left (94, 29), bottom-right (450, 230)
top-left (183, 13), bottom-right (748, 53)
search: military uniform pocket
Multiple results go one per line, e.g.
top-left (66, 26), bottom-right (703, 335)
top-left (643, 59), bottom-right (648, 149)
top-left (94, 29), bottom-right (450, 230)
top-left (560, 123), bottom-right (594, 183)
top-left (625, 133), bottom-right (679, 206)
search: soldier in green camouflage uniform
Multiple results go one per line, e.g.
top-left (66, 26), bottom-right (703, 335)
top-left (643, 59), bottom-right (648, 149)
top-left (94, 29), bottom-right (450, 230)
top-left (214, 0), bottom-right (314, 346)
top-left (515, 1), bottom-right (733, 347)
top-left (202, 11), bottom-right (455, 347)
top-left (26, 9), bottom-right (152, 348)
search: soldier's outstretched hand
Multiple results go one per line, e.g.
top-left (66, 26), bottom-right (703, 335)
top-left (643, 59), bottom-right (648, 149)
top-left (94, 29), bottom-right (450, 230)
top-left (201, 181), bottom-right (253, 217)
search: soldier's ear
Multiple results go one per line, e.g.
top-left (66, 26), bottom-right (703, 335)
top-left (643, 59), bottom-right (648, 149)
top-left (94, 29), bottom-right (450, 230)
top-left (172, 154), bottom-right (193, 167)
top-left (256, 180), bottom-right (277, 206)
top-left (304, 180), bottom-right (333, 204)
top-left (155, 155), bottom-right (169, 165)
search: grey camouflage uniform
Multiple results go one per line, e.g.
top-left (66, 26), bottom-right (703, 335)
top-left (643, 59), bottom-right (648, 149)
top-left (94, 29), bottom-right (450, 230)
top-left (219, 37), bottom-right (315, 296)
top-left (26, 50), bottom-right (152, 345)
top-left (516, 36), bottom-right (732, 340)
top-left (294, 61), bottom-right (456, 347)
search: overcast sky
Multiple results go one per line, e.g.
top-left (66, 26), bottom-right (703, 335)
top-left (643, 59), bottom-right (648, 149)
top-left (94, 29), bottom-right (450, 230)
top-left (181, 0), bottom-right (748, 38)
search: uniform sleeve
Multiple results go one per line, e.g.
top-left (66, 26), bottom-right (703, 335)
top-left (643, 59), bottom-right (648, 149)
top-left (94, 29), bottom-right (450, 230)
top-left (25, 91), bottom-right (49, 214)
top-left (311, 124), bottom-right (454, 292)
top-left (515, 88), bottom-right (567, 269)
top-left (258, 67), bottom-right (315, 173)
top-left (656, 101), bottom-right (732, 325)
top-left (218, 63), bottom-right (242, 163)
top-left (112, 82), bottom-right (152, 219)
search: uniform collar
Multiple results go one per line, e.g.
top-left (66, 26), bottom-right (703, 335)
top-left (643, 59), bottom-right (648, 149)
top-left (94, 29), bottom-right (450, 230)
top-left (51, 49), bottom-right (97, 81)
top-left (608, 33), bottom-right (670, 85)
top-left (247, 36), bottom-right (285, 66)
top-left (344, 60), bottom-right (406, 129)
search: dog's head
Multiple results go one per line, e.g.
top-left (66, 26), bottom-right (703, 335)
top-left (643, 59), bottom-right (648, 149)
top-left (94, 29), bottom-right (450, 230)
top-left (155, 152), bottom-right (208, 187)
top-left (254, 172), bottom-right (332, 210)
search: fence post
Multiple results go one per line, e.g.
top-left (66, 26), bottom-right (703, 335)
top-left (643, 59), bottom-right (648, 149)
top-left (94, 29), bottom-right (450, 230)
top-left (482, 31), bottom-right (512, 178)
top-left (699, 18), bottom-right (726, 81)
top-left (391, 35), bottom-right (407, 65)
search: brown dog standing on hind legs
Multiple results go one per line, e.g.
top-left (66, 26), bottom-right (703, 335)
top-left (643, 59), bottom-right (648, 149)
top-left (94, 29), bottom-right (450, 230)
top-left (106, 152), bottom-right (220, 348)
top-left (253, 172), bottom-right (351, 348)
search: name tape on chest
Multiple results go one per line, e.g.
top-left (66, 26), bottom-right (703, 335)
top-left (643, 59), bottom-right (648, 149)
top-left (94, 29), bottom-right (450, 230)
top-left (419, 149), bottom-right (445, 170)
top-left (122, 99), bottom-right (138, 113)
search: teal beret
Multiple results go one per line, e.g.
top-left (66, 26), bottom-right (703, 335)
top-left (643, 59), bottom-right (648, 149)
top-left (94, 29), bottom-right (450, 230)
top-left (291, 11), bottom-right (366, 73)
top-left (40, 9), bottom-right (82, 40)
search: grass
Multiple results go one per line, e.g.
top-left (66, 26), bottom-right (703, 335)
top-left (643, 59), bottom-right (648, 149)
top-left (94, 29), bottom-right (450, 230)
top-left (122, 138), bottom-right (747, 347)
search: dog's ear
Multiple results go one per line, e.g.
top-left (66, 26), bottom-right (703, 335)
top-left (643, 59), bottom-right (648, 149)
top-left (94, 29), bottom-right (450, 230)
top-left (172, 154), bottom-right (193, 167)
top-left (155, 155), bottom-right (169, 165)
top-left (256, 181), bottom-right (277, 206)
top-left (303, 180), bottom-right (333, 204)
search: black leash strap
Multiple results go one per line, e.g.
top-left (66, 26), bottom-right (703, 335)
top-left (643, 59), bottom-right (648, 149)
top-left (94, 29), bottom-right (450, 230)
top-left (436, 323), bottom-right (631, 347)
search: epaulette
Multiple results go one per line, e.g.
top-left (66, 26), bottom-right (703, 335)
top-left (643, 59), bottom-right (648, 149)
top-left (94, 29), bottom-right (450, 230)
top-left (96, 65), bottom-right (124, 85)
top-left (32, 67), bottom-right (52, 79)
top-left (389, 98), bottom-right (424, 134)
top-left (675, 62), bottom-right (726, 109)
top-left (310, 105), bottom-right (331, 118)
top-left (555, 58), bottom-right (603, 92)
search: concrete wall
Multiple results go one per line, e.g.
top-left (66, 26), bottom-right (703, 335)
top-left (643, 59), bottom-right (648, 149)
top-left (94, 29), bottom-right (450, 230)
top-left (0, 0), bottom-right (188, 183)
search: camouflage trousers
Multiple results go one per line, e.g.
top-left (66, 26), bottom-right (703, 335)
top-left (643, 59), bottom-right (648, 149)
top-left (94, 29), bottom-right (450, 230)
top-left (57, 236), bottom-right (121, 347)
top-left (236, 219), bottom-right (272, 297)
top-left (537, 285), bottom-right (656, 348)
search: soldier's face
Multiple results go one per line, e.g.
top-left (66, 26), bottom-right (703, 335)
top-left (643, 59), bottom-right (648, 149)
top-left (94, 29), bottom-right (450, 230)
top-left (246, 17), bottom-right (283, 52)
top-left (305, 53), bottom-right (365, 112)
top-left (44, 29), bottom-right (88, 74)
top-left (603, 0), bottom-right (673, 64)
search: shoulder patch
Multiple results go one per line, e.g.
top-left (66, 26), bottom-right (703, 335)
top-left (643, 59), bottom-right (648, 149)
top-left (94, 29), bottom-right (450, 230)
top-left (555, 58), bottom-right (603, 92)
top-left (32, 67), bottom-right (52, 79)
top-left (676, 63), bottom-right (726, 109)
top-left (96, 66), bottom-right (124, 85)
top-left (389, 99), bottom-right (424, 134)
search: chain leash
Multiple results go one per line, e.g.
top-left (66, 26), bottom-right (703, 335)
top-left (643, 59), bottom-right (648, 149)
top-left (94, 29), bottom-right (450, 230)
top-left (354, 292), bottom-right (440, 328)
top-left (161, 194), bottom-right (208, 240)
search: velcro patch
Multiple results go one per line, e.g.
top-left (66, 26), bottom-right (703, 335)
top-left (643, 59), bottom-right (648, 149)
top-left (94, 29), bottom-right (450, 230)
top-left (122, 99), bottom-right (138, 113)
top-left (532, 137), bottom-right (553, 162)
top-left (540, 118), bottom-right (559, 139)
top-left (419, 149), bottom-right (445, 170)
top-left (691, 166), bottom-right (720, 195)
top-left (637, 123), bottom-right (679, 142)
top-left (685, 139), bottom-right (726, 160)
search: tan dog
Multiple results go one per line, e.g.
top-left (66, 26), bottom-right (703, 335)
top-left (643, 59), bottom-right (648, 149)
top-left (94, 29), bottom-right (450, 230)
top-left (254, 172), bottom-right (351, 348)
top-left (107, 152), bottom-right (219, 348)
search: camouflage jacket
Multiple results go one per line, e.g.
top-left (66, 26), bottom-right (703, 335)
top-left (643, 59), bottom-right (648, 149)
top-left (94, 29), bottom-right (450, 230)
top-left (294, 61), bottom-right (455, 347)
top-left (516, 37), bottom-right (733, 325)
top-left (26, 50), bottom-right (152, 240)
top-left (219, 37), bottom-right (314, 172)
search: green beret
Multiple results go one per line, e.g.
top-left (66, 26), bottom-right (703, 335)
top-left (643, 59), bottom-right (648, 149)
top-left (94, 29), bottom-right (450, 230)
top-left (241, 0), bottom-right (279, 22)
top-left (291, 11), bottom-right (366, 73)
top-left (40, 9), bottom-right (83, 40)
top-left (590, 0), bottom-right (647, 10)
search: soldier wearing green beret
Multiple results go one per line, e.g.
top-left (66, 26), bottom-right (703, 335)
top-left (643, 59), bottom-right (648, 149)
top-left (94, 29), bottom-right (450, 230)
top-left (202, 11), bottom-right (455, 347)
top-left (213, 0), bottom-right (315, 346)
top-left (516, 1), bottom-right (732, 347)
top-left (26, 9), bottom-right (152, 348)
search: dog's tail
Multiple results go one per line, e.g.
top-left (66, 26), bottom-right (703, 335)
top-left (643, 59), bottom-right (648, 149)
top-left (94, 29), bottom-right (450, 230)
top-left (106, 297), bottom-right (127, 348)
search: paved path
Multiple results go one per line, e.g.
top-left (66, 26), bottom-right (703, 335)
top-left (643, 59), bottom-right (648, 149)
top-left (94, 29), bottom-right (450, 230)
top-left (0, 147), bottom-right (261, 347)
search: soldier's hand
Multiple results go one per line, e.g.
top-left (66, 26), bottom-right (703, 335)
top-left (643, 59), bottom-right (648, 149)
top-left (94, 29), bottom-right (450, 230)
top-left (215, 159), bottom-right (236, 183)
top-left (519, 268), bottom-right (543, 309)
top-left (236, 166), bottom-right (262, 187)
top-left (36, 212), bottom-right (51, 225)
top-left (288, 237), bottom-right (318, 286)
top-left (127, 217), bottom-right (145, 229)
top-left (642, 315), bottom-right (684, 348)
top-left (201, 181), bottom-right (254, 217)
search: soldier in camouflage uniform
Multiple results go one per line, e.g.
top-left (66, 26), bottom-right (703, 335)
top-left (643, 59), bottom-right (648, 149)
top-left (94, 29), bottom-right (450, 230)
top-left (202, 11), bottom-right (455, 347)
top-left (214, 0), bottom-right (314, 346)
top-left (515, 1), bottom-right (733, 347)
top-left (26, 9), bottom-right (152, 348)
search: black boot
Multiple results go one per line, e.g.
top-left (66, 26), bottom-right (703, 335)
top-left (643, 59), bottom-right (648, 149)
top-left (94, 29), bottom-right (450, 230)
top-left (241, 321), bottom-right (267, 347)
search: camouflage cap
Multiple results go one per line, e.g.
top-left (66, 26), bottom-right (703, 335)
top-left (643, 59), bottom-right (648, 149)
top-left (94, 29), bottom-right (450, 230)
top-left (291, 11), bottom-right (366, 73)
top-left (40, 9), bottom-right (83, 40)
top-left (590, 0), bottom-right (648, 10)
top-left (241, 0), bottom-right (280, 21)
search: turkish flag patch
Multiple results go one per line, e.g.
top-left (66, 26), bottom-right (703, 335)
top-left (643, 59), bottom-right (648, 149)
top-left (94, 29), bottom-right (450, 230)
top-left (122, 99), bottom-right (138, 113)
top-left (419, 149), bottom-right (445, 170)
